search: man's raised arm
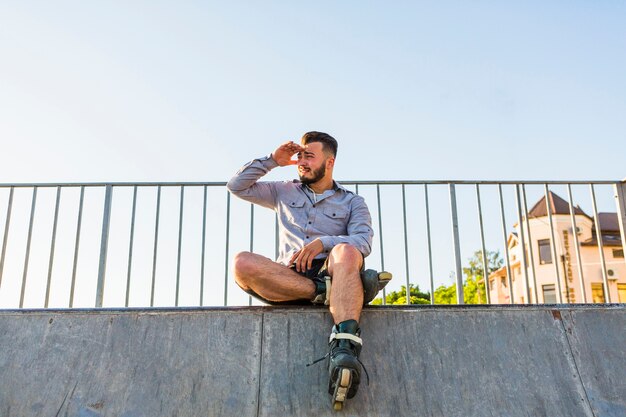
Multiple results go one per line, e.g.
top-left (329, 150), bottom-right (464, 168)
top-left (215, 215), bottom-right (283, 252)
top-left (226, 141), bottom-right (304, 209)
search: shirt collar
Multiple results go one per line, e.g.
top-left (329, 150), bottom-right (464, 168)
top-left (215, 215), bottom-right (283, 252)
top-left (333, 180), bottom-right (348, 192)
top-left (298, 180), bottom-right (345, 194)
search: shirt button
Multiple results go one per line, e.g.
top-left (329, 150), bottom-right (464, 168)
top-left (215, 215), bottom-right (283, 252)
top-left (308, 221), bottom-right (312, 224)
top-left (312, 204), bottom-right (316, 208)
top-left (306, 236), bottom-right (310, 239)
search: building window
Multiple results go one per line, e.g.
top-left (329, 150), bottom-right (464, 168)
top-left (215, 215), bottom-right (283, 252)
top-left (613, 249), bottom-right (624, 259)
top-left (619, 284), bottom-right (626, 303)
top-left (542, 284), bottom-right (556, 304)
top-left (591, 283), bottom-right (605, 303)
top-left (538, 239), bottom-right (552, 264)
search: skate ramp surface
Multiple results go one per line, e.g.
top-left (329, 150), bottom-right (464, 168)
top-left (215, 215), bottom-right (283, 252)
top-left (1, 305), bottom-right (624, 417)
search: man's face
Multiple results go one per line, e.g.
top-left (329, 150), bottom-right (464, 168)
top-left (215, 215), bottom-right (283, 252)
top-left (296, 142), bottom-right (331, 185)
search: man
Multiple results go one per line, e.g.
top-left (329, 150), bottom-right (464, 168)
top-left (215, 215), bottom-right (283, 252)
top-left (227, 131), bottom-right (391, 410)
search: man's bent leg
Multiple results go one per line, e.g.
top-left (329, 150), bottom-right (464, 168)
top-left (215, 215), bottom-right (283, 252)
top-left (233, 251), bottom-right (316, 302)
top-left (324, 244), bottom-right (366, 410)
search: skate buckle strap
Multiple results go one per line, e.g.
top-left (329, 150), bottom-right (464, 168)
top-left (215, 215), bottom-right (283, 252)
top-left (324, 276), bottom-right (331, 306)
top-left (329, 332), bottom-right (362, 346)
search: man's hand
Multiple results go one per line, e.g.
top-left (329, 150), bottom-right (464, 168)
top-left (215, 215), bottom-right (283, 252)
top-left (271, 141), bottom-right (305, 167)
top-left (289, 239), bottom-right (324, 273)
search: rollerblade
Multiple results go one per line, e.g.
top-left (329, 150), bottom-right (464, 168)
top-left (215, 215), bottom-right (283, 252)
top-left (361, 269), bottom-right (392, 304)
top-left (311, 269), bottom-right (392, 305)
top-left (311, 277), bottom-right (332, 305)
top-left (327, 320), bottom-right (364, 411)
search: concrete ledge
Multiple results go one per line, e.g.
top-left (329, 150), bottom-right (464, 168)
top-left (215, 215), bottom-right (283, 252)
top-left (0, 305), bottom-right (624, 417)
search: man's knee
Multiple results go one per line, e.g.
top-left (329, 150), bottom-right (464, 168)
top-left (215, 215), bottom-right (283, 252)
top-left (233, 251), bottom-right (255, 283)
top-left (329, 244), bottom-right (363, 270)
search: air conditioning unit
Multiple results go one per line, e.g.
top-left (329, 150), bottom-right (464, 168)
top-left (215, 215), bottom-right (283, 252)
top-left (607, 269), bottom-right (617, 280)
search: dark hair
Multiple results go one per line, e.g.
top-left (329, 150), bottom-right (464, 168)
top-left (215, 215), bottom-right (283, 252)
top-left (301, 131), bottom-right (338, 158)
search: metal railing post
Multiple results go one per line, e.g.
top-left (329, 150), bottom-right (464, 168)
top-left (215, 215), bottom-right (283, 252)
top-left (19, 187), bottom-right (38, 308)
top-left (249, 203), bottom-right (254, 306)
top-left (499, 185), bottom-right (514, 303)
top-left (200, 185), bottom-right (207, 306)
top-left (476, 185), bottom-right (490, 304)
top-left (515, 185), bottom-right (531, 304)
top-left (567, 184), bottom-right (587, 303)
top-left (424, 185), bottom-right (435, 304)
top-left (521, 185), bottom-right (539, 304)
top-left (95, 185), bottom-right (113, 308)
top-left (274, 213), bottom-right (279, 261)
top-left (175, 186), bottom-right (185, 307)
top-left (376, 184), bottom-right (387, 304)
top-left (69, 186), bottom-right (85, 308)
top-left (590, 184), bottom-right (611, 303)
top-left (402, 185), bottom-right (411, 304)
top-left (614, 180), bottom-right (626, 271)
top-left (150, 186), bottom-right (162, 307)
top-left (449, 184), bottom-right (464, 304)
top-left (0, 187), bottom-right (14, 289)
top-left (224, 192), bottom-right (231, 306)
top-left (125, 186), bottom-right (138, 307)
top-left (545, 185), bottom-right (564, 303)
top-left (44, 186), bottom-right (61, 308)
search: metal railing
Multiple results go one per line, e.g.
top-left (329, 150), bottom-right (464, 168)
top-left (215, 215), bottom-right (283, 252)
top-left (0, 180), bottom-right (624, 309)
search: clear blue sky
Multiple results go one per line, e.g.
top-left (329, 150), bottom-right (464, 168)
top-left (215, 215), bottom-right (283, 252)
top-left (2, 2), bottom-right (625, 183)
top-left (1, 2), bottom-right (625, 307)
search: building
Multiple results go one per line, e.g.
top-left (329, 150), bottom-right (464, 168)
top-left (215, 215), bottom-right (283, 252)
top-left (488, 191), bottom-right (626, 304)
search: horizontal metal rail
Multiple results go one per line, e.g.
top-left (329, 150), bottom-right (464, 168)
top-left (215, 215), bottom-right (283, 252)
top-left (0, 180), bottom-right (620, 188)
top-left (0, 179), bottom-right (623, 309)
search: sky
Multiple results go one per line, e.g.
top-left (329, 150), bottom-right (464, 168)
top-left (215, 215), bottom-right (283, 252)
top-left (2, 1), bottom-right (625, 183)
top-left (1, 2), bottom-right (625, 307)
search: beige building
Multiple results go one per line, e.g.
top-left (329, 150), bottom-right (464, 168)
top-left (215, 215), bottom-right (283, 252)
top-left (488, 191), bottom-right (626, 304)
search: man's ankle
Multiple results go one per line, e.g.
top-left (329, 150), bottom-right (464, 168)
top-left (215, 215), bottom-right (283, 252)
top-left (336, 319), bottom-right (359, 334)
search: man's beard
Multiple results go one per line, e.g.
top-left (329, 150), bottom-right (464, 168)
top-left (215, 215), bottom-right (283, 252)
top-left (299, 164), bottom-right (326, 185)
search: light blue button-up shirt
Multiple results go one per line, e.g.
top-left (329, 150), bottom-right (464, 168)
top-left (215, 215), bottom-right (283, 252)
top-left (226, 155), bottom-right (374, 265)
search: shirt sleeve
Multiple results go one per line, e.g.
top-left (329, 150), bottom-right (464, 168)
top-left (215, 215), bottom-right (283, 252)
top-left (226, 154), bottom-right (280, 210)
top-left (318, 195), bottom-right (374, 257)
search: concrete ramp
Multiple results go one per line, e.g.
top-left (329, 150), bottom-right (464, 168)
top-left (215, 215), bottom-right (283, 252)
top-left (0, 305), bottom-right (624, 417)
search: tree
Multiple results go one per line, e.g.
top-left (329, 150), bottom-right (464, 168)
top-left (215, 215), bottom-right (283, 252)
top-left (462, 249), bottom-right (504, 280)
top-left (435, 249), bottom-right (503, 304)
top-left (433, 283), bottom-right (457, 304)
top-left (371, 284), bottom-right (430, 305)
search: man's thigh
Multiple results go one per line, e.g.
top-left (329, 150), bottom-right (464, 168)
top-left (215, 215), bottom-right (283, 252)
top-left (242, 258), bottom-right (327, 306)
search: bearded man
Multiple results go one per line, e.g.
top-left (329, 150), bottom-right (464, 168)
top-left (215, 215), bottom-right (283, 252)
top-left (227, 131), bottom-right (391, 410)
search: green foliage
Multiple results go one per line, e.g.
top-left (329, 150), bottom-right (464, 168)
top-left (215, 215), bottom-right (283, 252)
top-left (435, 250), bottom-right (502, 304)
top-left (462, 249), bottom-right (504, 279)
top-left (433, 283), bottom-right (457, 304)
top-left (371, 284), bottom-right (430, 305)
top-left (463, 276), bottom-right (487, 304)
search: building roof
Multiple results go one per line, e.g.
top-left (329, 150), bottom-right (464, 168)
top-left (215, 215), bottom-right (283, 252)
top-left (518, 192), bottom-right (623, 248)
top-left (597, 212), bottom-right (621, 233)
top-left (580, 213), bottom-right (622, 246)
top-left (527, 191), bottom-right (588, 218)
top-left (580, 234), bottom-right (623, 247)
